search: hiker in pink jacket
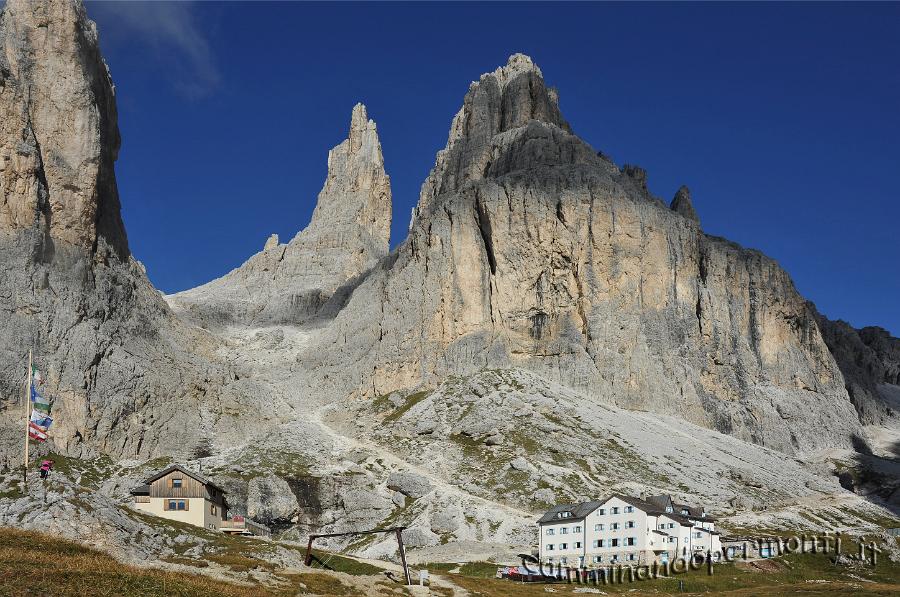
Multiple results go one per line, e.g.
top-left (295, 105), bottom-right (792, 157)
top-left (39, 460), bottom-right (53, 480)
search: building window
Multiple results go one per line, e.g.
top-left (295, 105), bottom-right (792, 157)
top-left (624, 506), bottom-right (634, 513)
top-left (575, 542), bottom-right (582, 549)
top-left (669, 537), bottom-right (676, 543)
top-left (547, 557), bottom-right (554, 563)
top-left (627, 553), bottom-right (636, 561)
top-left (611, 522), bottom-right (620, 530)
top-left (546, 544), bottom-right (554, 551)
top-left (598, 508), bottom-right (606, 515)
top-left (668, 523), bottom-right (675, 529)
top-left (666, 506), bottom-right (673, 513)
top-left (593, 555), bottom-right (602, 563)
top-left (211, 505), bottom-right (217, 515)
top-left (681, 509), bottom-right (689, 515)
top-left (611, 539), bottom-right (619, 547)
top-left (695, 532), bottom-right (703, 539)
top-left (611, 507), bottom-right (620, 514)
top-left (658, 524), bottom-right (665, 530)
top-left (560, 557), bottom-right (568, 565)
top-left (627, 537), bottom-right (636, 546)
top-left (172, 478), bottom-right (182, 488)
top-left (546, 529), bottom-right (555, 536)
top-left (573, 526), bottom-right (581, 533)
top-left (611, 554), bottom-right (619, 562)
top-left (594, 524), bottom-right (604, 531)
top-left (561, 528), bottom-right (568, 535)
top-left (560, 543), bottom-right (568, 550)
top-left (593, 539), bottom-right (603, 548)
top-left (626, 520), bottom-right (635, 528)
top-left (166, 499), bottom-right (187, 511)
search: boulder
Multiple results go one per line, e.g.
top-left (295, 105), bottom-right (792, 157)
top-left (387, 471), bottom-right (431, 499)
top-left (247, 475), bottom-right (300, 526)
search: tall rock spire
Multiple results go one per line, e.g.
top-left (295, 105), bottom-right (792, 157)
top-left (304, 102), bottom-right (391, 257)
top-left (0, 0), bottom-right (128, 259)
top-left (170, 103), bottom-right (393, 327)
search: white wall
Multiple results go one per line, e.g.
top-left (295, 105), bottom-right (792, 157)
top-left (135, 497), bottom-right (211, 529)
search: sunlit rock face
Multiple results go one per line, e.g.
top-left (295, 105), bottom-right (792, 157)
top-left (302, 53), bottom-right (862, 454)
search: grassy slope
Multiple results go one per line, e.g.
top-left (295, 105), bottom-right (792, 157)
top-left (0, 527), bottom-right (406, 597)
top-left (0, 527), bottom-right (277, 597)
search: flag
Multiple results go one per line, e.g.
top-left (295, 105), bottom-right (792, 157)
top-left (32, 366), bottom-right (43, 387)
top-left (30, 409), bottom-right (52, 431)
top-left (30, 384), bottom-right (51, 413)
top-left (28, 423), bottom-right (47, 442)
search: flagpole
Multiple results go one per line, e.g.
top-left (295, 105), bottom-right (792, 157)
top-left (23, 350), bottom-right (32, 489)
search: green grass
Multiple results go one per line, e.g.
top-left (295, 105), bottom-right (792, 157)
top-left (304, 549), bottom-right (386, 576)
top-left (421, 561), bottom-right (500, 578)
top-left (382, 391), bottom-right (431, 424)
top-left (42, 452), bottom-right (116, 490)
top-left (0, 486), bottom-right (22, 500)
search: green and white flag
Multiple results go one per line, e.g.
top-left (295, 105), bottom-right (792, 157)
top-left (30, 367), bottom-right (51, 413)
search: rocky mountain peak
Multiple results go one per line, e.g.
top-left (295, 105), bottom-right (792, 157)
top-left (348, 102), bottom-right (371, 151)
top-left (169, 103), bottom-right (392, 327)
top-left (414, 53), bottom-right (574, 220)
top-left (306, 102), bottom-right (390, 247)
top-left (0, 0), bottom-right (128, 259)
top-left (670, 185), bottom-right (700, 224)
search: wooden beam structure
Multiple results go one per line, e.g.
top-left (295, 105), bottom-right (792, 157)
top-left (304, 526), bottom-right (411, 585)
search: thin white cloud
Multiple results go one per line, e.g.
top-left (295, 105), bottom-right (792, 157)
top-left (90, 1), bottom-right (220, 99)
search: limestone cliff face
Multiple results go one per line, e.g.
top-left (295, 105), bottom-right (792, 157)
top-left (0, 0), bottom-right (126, 258)
top-left (306, 54), bottom-right (861, 454)
top-left (168, 103), bottom-right (392, 327)
top-left (0, 0), bottom-right (268, 465)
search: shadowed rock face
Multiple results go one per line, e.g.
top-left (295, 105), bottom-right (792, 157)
top-left (168, 103), bottom-right (392, 328)
top-left (670, 186), bottom-right (700, 224)
top-left (303, 54), bottom-right (862, 454)
top-left (815, 309), bottom-right (900, 425)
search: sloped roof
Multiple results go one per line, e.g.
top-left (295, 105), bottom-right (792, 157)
top-left (130, 484), bottom-right (150, 495)
top-left (672, 501), bottom-right (716, 521)
top-left (537, 500), bottom-right (605, 524)
top-left (539, 493), bottom-right (704, 527)
top-left (143, 464), bottom-right (225, 493)
top-left (646, 494), bottom-right (716, 522)
top-left (645, 494), bottom-right (674, 511)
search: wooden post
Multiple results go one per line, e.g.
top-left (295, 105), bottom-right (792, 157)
top-left (304, 535), bottom-right (316, 566)
top-left (22, 350), bottom-right (32, 489)
top-left (395, 528), bottom-right (411, 585)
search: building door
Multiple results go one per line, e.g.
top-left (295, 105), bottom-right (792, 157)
top-left (660, 552), bottom-right (669, 564)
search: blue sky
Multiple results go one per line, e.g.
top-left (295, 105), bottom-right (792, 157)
top-left (87, 1), bottom-right (899, 335)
